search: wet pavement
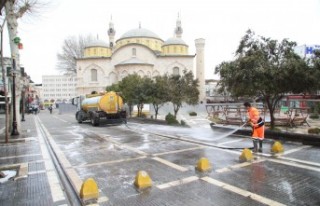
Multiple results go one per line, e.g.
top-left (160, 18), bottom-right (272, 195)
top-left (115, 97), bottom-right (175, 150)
top-left (0, 110), bottom-right (320, 205)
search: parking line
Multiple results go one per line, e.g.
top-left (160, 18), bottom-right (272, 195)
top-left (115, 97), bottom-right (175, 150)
top-left (157, 176), bottom-right (199, 189)
top-left (152, 157), bottom-right (188, 172)
top-left (278, 156), bottom-right (320, 167)
top-left (283, 145), bottom-right (311, 155)
top-left (153, 146), bottom-right (205, 156)
top-left (268, 158), bottom-right (320, 172)
top-left (201, 177), bottom-right (286, 206)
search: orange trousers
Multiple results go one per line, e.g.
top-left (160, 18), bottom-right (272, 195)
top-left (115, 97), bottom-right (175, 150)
top-left (252, 125), bottom-right (264, 140)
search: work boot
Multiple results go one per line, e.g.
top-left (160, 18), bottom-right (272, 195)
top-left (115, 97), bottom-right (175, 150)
top-left (258, 140), bottom-right (263, 153)
top-left (252, 140), bottom-right (258, 153)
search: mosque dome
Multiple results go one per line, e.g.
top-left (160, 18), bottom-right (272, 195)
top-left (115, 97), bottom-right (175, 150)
top-left (118, 27), bottom-right (162, 40)
top-left (85, 39), bottom-right (109, 48)
top-left (163, 37), bottom-right (187, 46)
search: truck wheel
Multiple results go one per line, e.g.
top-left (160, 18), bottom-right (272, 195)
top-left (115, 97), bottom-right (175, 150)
top-left (91, 117), bottom-right (99, 126)
top-left (76, 111), bottom-right (83, 123)
top-left (91, 113), bottom-right (100, 126)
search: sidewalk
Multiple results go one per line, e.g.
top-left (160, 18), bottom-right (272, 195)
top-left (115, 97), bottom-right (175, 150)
top-left (0, 113), bottom-right (68, 206)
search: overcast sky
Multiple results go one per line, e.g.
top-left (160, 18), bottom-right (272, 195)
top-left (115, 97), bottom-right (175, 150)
top-left (3, 0), bottom-right (320, 83)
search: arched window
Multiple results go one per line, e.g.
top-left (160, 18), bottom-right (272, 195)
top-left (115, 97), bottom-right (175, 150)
top-left (91, 69), bottom-right (97, 81)
top-left (173, 67), bottom-right (179, 75)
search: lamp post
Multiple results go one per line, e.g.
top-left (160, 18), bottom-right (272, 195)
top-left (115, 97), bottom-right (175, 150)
top-left (11, 58), bottom-right (19, 135)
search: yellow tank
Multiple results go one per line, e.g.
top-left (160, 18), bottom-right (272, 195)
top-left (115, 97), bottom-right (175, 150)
top-left (81, 91), bottom-right (124, 114)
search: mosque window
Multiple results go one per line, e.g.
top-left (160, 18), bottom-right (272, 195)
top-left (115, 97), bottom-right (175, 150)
top-left (173, 67), bottom-right (180, 75)
top-left (91, 69), bottom-right (98, 81)
top-left (132, 48), bottom-right (136, 56)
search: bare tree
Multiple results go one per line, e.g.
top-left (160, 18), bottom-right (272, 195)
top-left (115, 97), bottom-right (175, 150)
top-left (56, 35), bottom-right (94, 74)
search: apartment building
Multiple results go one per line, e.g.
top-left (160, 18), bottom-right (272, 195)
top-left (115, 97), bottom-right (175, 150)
top-left (41, 74), bottom-right (77, 105)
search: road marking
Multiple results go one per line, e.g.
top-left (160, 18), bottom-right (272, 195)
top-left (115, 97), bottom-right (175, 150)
top-left (152, 157), bottom-right (188, 172)
top-left (53, 116), bottom-right (68, 122)
top-left (283, 145), bottom-right (311, 155)
top-left (74, 156), bottom-right (147, 168)
top-left (218, 139), bottom-right (243, 145)
top-left (278, 156), bottom-right (320, 167)
top-left (35, 117), bottom-right (66, 203)
top-left (268, 158), bottom-right (320, 172)
top-left (153, 146), bottom-right (205, 156)
top-left (216, 159), bottom-right (266, 173)
top-left (201, 177), bottom-right (286, 206)
top-left (157, 176), bottom-right (199, 189)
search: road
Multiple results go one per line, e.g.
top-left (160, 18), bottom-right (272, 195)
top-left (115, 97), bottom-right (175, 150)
top-left (31, 110), bottom-right (320, 205)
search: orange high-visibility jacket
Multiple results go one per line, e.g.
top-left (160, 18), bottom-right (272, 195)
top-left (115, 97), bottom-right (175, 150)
top-left (247, 107), bottom-right (260, 125)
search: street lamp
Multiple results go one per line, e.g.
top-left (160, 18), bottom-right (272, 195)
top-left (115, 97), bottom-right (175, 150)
top-left (11, 58), bottom-right (19, 135)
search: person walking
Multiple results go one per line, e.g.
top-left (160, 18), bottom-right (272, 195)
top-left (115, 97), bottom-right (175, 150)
top-left (48, 105), bottom-right (53, 114)
top-left (244, 102), bottom-right (265, 153)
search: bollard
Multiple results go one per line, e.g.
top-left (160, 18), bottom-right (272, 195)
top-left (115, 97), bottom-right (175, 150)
top-left (239, 148), bottom-right (253, 162)
top-left (196, 157), bottom-right (211, 172)
top-left (271, 141), bottom-right (284, 153)
top-left (134, 170), bottom-right (152, 189)
top-left (80, 178), bottom-right (99, 202)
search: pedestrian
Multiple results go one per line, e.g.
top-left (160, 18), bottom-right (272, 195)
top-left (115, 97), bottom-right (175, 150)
top-left (33, 105), bottom-right (39, 115)
top-left (48, 105), bottom-right (53, 114)
top-left (244, 102), bottom-right (265, 153)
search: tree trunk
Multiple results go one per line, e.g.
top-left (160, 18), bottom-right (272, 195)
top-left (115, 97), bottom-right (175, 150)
top-left (5, 0), bottom-right (22, 133)
top-left (1, 19), bottom-right (10, 142)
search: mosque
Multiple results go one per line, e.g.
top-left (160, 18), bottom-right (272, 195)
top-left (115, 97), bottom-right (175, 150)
top-left (75, 16), bottom-right (206, 101)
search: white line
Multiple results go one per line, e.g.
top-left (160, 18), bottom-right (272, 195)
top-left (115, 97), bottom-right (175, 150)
top-left (74, 156), bottom-right (147, 168)
top-left (278, 156), bottom-right (320, 167)
top-left (152, 157), bottom-right (188, 172)
top-left (156, 176), bottom-right (199, 189)
top-left (216, 159), bottom-right (265, 173)
top-left (268, 159), bottom-right (320, 172)
top-left (53, 116), bottom-right (68, 122)
top-left (201, 177), bottom-right (286, 206)
top-left (218, 139), bottom-right (243, 145)
top-left (35, 116), bottom-right (66, 203)
top-left (283, 145), bottom-right (311, 155)
top-left (153, 146), bottom-right (205, 156)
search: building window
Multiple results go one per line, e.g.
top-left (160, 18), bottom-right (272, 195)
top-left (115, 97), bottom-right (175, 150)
top-left (91, 69), bottom-right (97, 81)
top-left (173, 67), bottom-right (179, 75)
top-left (132, 48), bottom-right (136, 56)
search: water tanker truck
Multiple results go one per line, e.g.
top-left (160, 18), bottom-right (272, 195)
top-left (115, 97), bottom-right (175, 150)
top-left (72, 91), bottom-right (127, 126)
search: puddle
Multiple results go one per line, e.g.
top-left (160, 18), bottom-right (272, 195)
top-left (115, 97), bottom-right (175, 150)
top-left (0, 170), bottom-right (17, 183)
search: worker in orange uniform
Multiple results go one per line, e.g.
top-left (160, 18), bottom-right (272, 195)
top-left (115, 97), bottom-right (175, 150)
top-left (244, 102), bottom-right (265, 153)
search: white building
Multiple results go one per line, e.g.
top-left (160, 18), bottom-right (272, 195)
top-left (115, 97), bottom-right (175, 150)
top-left (75, 16), bottom-right (206, 101)
top-left (41, 74), bottom-right (77, 104)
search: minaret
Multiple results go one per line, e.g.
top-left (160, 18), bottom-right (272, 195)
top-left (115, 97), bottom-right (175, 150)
top-left (195, 38), bottom-right (206, 103)
top-left (108, 16), bottom-right (116, 48)
top-left (174, 13), bottom-right (183, 38)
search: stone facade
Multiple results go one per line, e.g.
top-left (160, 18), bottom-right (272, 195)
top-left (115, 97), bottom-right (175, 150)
top-left (75, 16), bottom-right (205, 101)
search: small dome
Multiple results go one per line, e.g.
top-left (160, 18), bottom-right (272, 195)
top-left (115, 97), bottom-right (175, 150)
top-left (85, 39), bottom-right (109, 48)
top-left (119, 28), bottom-right (162, 40)
top-left (163, 37), bottom-right (187, 46)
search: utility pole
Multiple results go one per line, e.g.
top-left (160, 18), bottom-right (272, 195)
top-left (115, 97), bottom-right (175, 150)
top-left (11, 58), bottom-right (19, 135)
